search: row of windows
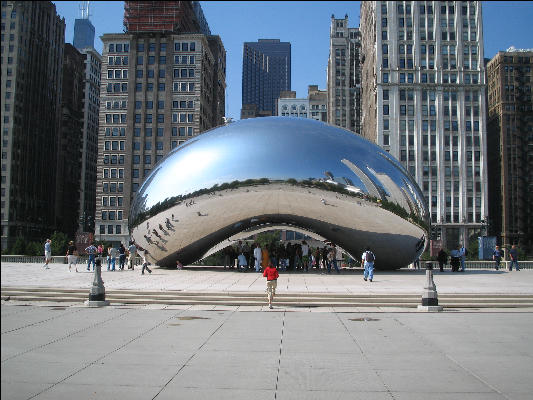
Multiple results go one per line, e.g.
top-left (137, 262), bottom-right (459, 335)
top-left (108, 43), bottom-right (130, 53)
top-left (381, 29), bottom-right (477, 42)
top-left (103, 141), bottom-right (125, 151)
top-left (103, 154), bottom-right (124, 165)
top-left (101, 210), bottom-right (123, 221)
top-left (108, 56), bottom-right (128, 66)
top-left (105, 114), bottom-right (127, 124)
top-left (103, 169), bottom-right (124, 179)
top-left (133, 127), bottom-right (194, 137)
top-left (135, 41), bottom-right (196, 53)
top-left (382, 72), bottom-right (479, 84)
top-left (105, 101), bottom-right (127, 110)
top-left (99, 224), bottom-right (121, 235)
top-left (104, 127), bottom-right (126, 137)
top-left (101, 196), bottom-right (123, 207)
top-left (133, 141), bottom-right (163, 151)
top-left (132, 81), bottom-right (196, 93)
top-left (102, 182), bottom-right (124, 192)
top-left (106, 82), bottom-right (128, 93)
top-left (107, 69), bottom-right (128, 79)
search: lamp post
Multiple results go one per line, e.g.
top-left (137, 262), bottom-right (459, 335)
top-left (84, 258), bottom-right (109, 307)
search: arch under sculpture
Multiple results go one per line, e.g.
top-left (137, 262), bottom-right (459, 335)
top-left (129, 117), bottom-right (429, 269)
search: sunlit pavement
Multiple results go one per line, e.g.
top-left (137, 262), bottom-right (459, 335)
top-left (2, 263), bottom-right (533, 398)
top-left (2, 302), bottom-right (532, 400)
top-left (2, 262), bottom-right (533, 295)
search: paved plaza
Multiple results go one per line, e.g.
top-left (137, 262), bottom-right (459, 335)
top-left (2, 302), bottom-right (533, 400)
top-left (1, 262), bottom-right (533, 399)
top-left (2, 261), bottom-right (533, 295)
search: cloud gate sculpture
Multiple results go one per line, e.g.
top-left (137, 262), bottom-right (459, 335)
top-left (130, 117), bottom-right (429, 269)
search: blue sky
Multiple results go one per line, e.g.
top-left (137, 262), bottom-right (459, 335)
top-left (53, 1), bottom-right (533, 121)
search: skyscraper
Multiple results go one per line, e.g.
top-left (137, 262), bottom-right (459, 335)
top-left (487, 49), bottom-right (533, 250)
top-left (73, 1), bottom-right (95, 51)
top-left (1, 1), bottom-right (65, 249)
top-left (94, 2), bottom-right (226, 245)
top-left (360, 1), bottom-right (488, 250)
top-left (73, 19), bottom-right (95, 50)
top-left (327, 15), bottom-right (362, 133)
top-left (241, 39), bottom-right (291, 118)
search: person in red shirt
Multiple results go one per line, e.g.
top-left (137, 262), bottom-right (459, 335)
top-left (263, 262), bottom-right (279, 309)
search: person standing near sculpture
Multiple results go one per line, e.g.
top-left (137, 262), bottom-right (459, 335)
top-left (141, 250), bottom-right (152, 275)
top-left (253, 243), bottom-right (262, 272)
top-left (437, 248), bottom-right (448, 272)
top-left (459, 245), bottom-right (467, 272)
top-left (362, 247), bottom-right (376, 282)
top-left (66, 241), bottom-right (78, 272)
top-left (118, 243), bottom-right (126, 270)
top-left (127, 241), bottom-right (137, 270)
top-left (508, 245), bottom-right (520, 271)
top-left (85, 242), bottom-right (97, 271)
top-left (43, 239), bottom-right (52, 269)
top-left (108, 246), bottom-right (118, 271)
top-left (492, 245), bottom-right (503, 270)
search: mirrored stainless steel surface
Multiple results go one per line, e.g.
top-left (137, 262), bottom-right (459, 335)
top-left (130, 117), bottom-right (429, 269)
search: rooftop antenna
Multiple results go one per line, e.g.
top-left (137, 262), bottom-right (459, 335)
top-left (79, 1), bottom-right (91, 20)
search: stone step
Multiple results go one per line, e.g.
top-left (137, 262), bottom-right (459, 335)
top-left (2, 287), bottom-right (533, 308)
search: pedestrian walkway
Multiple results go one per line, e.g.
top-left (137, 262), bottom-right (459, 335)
top-left (2, 262), bottom-right (533, 294)
top-left (2, 303), bottom-right (532, 400)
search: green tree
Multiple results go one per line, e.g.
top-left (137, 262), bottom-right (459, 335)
top-left (50, 231), bottom-right (69, 256)
top-left (255, 230), bottom-right (280, 249)
top-left (26, 241), bottom-right (42, 256)
top-left (10, 236), bottom-right (26, 255)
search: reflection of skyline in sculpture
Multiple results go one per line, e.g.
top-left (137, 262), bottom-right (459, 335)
top-left (130, 117), bottom-right (429, 269)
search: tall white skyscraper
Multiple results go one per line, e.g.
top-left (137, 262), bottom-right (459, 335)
top-left (360, 1), bottom-right (488, 250)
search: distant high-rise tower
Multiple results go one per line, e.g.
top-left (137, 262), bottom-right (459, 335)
top-left (487, 49), bottom-right (533, 250)
top-left (73, 1), bottom-right (95, 50)
top-left (360, 1), bottom-right (488, 250)
top-left (327, 15), bottom-right (362, 133)
top-left (241, 39), bottom-right (291, 118)
top-left (1, 1), bottom-right (65, 249)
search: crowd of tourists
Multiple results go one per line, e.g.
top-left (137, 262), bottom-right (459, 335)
top-left (222, 240), bottom-right (346, 274)
top-left (44, 239), bottom-right (152, 275)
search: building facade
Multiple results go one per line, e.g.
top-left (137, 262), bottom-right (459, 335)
top-left (487, 49), bottom-right (533, 251)
top-left (360, 1), bottom-right (488, 250)
top-left (327, 15), bottom-right (362, 133)
top-left (77, 47), bottom-right (101, 233)
top-left (277, 86), bottom-right (327, 122)
top-left (1, 1), bottom-right (65, 249)
top-left (241, 39), bottom-right (291, 118)
top-left (56, 44), bottom-right (85, 237)
top-left (94, 30), bottom-right (226, 245)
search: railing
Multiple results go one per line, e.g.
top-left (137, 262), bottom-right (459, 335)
top-left (1, 255), bottom-right (532, 269)
top-left (1, 255), bottom-right (142, 266)
top-left (422, 260), bottom-right (533, 270)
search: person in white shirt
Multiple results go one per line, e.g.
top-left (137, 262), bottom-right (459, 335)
top-left (362, 247), bottom-right (376, 282)
top-left (253, 244), bottom-right (262, 272)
